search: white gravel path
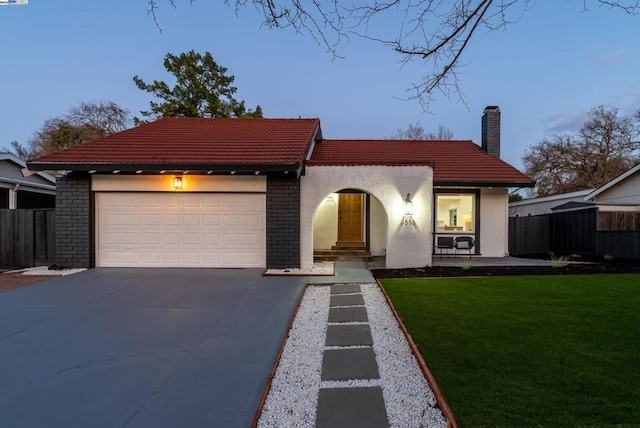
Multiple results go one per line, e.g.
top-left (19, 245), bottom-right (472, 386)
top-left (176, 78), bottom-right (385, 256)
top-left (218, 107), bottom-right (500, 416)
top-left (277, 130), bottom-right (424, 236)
top-left (257, 283), bottom-right (447, 427)
top-left (258, 286), bottom-right (330, 428)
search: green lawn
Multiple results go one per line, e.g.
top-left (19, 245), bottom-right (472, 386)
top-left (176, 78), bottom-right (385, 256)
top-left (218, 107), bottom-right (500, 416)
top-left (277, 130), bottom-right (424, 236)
top-left (381, 274), bottom-right (640, 427)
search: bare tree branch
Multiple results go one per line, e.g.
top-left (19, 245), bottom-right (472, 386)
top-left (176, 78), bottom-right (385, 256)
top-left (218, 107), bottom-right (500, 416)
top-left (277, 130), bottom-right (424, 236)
top-left (147, 0), bottom-right (640, 109)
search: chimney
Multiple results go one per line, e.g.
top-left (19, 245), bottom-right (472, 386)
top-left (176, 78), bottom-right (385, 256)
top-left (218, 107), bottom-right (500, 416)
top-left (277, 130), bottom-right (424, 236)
top-left (481, 106), bottom-right (500, 157)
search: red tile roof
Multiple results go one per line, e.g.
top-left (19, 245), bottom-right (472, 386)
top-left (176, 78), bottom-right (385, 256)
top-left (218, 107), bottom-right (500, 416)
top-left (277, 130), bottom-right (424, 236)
top-left (28, 117), bottom-right (321, 172)
top-left (27, 118), bottom-right (533, 186)
top-left (308, 139), bottom-right (534, 186)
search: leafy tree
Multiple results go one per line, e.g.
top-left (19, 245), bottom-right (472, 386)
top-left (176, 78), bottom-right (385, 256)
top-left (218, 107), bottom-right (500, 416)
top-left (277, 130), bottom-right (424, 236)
top-left (133, 50), bottom-right (263, 122)
top-left (508, 192), bottom-right (524, 203)
top-left (8, 101), bottom-right (131, 159)
top-left (522, 106), bottom-right (640, 197)
top-left (390, 122), bottom-right (453, 140)
top-left (147, 1), bottom-right (639, 106)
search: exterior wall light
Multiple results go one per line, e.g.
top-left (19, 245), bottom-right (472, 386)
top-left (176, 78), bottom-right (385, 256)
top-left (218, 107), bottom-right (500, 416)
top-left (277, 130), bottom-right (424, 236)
top-left (404, 193), bottom-right (413, 216)
top-left (403, 193), bottom-right (416, 226)
top-left (173, 176), bottom-right (183, 191)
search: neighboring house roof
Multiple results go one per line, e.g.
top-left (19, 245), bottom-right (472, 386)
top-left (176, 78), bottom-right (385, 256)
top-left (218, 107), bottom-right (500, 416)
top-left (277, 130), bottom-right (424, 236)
top-left (509, 189), bottom-right (594, 208)
top-left (0, 153), bottom-right (56, 192)
top-left (307, 139), bottom-right (534, 187)
top-left (28, 117), bottom-right (322, 176)
top-left (551, 201), bottom-right (596, 211)
top-left (586, 163), bottom-right (640, 201)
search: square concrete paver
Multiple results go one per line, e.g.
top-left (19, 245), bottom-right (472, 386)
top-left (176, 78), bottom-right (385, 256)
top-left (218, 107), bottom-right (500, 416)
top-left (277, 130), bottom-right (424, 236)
top-left (328, 306), bottom-right (368, 323)
top-left (326, 324), bottom-right (373, 346)
top-left (321, 348), bottom-right (379, 381)
top-left (330, 294), bottom-right (365, 307)
top-left (330, 283), bottom-right (361, 294)
top-left (316, 387), bottom-right (389, 428)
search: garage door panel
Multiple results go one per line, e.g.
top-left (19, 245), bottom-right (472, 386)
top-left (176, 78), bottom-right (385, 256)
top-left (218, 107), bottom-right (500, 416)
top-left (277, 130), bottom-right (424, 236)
top-left (224, 196), bottom-right (261, 208)
top-left (143, 233), bottom-right (162, 245)
top-left (103, 213), bottom-right (142, 227)
top-left (102, 232), bottom-right (142, 246)
top-left (223, 233), bottom-right (261, 246)
top-left (203, 233), bottom-right (222, 245)
top-left (224, 213), bottom-right (261, 227)
top-left (163, 214), bottom-right (182, 226)
top-left (97, 192), bottom-right (265, 268)
top-left (183, 234), bottom-right (202, 245)
top-left (143, 252), bottom-right (163, 264)
top-left (204, 214), bottom-right (221, 226)
top-left (143, 214), bottom-right (162, 226)
top-left (223, 251), bottom-right (261, 265)
top-left (184, 214), bottom-right (202, 227)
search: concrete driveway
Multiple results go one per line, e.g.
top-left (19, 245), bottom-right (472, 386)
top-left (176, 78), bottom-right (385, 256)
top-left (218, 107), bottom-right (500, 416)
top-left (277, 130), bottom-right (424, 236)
top-left (0, 268), bottom-right (307, 428)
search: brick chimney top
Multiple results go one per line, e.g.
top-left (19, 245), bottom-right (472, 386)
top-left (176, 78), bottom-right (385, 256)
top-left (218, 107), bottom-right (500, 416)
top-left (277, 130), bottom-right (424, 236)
top-left (482, 106), bottom-right (500, 157)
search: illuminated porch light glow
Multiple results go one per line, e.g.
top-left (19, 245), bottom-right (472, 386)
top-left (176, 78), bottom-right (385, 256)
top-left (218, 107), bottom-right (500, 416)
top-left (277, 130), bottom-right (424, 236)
top-left (113, 170), bottom-right (120, 174)
top-left (136, 170), bottom-right (143, 174)
top-left (207, 170), bottom-right (213, 174)
top-left (255, 171), bottom-right (260, 175)
top-left (160, 170), bottom-right (166, 174)
top-left (403, 193), bottom-right (416, 226)
top-left (88, 170), bottom-right (96, 174)
top-left (173, 176), bottom-right (183, 190)
top-left (404, 193), bottom-right (413, 216)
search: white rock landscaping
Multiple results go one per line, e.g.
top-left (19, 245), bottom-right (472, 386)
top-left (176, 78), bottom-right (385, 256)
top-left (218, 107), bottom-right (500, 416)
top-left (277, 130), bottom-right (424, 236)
top-left (257, 282), bottom-right (447, 427)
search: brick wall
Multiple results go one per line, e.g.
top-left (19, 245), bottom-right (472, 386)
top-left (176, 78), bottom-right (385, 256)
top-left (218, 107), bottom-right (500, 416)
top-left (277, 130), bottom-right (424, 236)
top-left (55, 174), bottom-right (92, 268)
top-left (482, 106), bottom-right (501, 157)
top-left (266, 177), bottom-right (301, 268)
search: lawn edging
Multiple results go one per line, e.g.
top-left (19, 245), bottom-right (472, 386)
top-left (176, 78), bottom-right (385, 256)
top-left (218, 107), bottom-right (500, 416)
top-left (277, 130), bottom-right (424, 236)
top-left (251, 283), bottom-right (309, 428)
top-left (376, 279), bottom-right (458, 428)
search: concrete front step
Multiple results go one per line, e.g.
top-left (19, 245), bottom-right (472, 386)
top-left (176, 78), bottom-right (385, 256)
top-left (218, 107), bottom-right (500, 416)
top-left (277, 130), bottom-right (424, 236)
top-left (314, 249), bottom-right (373, 262)
top-left (315, 249), bottom-right (372, 255)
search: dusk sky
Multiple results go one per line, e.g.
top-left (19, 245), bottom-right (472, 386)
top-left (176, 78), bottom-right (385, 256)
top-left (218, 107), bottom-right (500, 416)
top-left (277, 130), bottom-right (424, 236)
top-left (1, 1), bottom-right (639, 169)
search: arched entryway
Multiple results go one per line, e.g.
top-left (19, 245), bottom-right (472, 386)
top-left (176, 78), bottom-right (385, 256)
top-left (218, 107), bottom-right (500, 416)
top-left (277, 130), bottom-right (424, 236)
top-left (312, 189), bottom-right (389, 262)
top-left (300, 165), bottom-right (434, 269)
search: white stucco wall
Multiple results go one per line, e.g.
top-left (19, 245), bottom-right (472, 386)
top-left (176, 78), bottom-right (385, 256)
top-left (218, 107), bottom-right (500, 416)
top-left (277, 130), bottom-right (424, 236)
top-left (369, 197), bottom-right (387, 256)
top-left (301, 165), bottom-right (433, 269)
top-left (313, 196), bottom-right (339, 249)
top-left (480, 187), bottom-right (509, 257)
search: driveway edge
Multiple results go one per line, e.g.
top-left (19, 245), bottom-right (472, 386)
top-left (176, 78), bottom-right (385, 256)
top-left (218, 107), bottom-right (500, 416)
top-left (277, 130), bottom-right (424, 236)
top-left (251, 283), bottom-right (309, 427)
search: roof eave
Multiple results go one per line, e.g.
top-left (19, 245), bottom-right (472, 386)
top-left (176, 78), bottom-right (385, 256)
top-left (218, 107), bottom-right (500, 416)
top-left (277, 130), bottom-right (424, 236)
top-left (27, 161), bottom-right (303, 176)
top-left (434, 180), bottom-right (536, 188)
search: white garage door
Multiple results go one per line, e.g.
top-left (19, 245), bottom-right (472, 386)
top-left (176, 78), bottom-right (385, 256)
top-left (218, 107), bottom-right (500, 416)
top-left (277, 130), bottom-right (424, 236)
top-left (96, 192), bottom-right (266, 268)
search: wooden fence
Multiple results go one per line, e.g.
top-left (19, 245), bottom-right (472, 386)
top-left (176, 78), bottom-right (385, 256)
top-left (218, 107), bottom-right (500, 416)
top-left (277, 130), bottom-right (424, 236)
top-left (0, 209), bottom-right (55, 267)
top-left (509, 207), bottom-right (640, 260)
top-left (551, 208), bottom-right (598, 255)
top-left (508, 215), bottom-right (550, 256)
